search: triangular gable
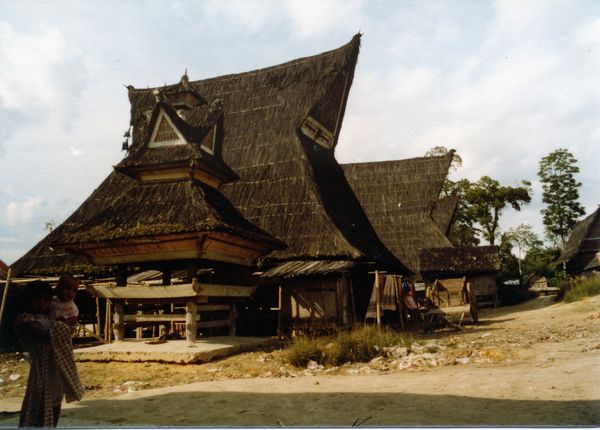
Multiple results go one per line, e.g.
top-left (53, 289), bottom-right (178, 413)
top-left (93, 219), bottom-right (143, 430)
top-left (148, 110), bottom-right (187, 148)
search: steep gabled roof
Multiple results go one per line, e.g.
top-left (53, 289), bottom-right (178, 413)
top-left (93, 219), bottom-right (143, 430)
top-left (13, 34), bottom-right (408, 275)
top-left (432, 195), bottom-right (460, 235)
top-left (557, 207), bottom-right (600, 265)
top-left (342, 153), bottom-right (455, 272)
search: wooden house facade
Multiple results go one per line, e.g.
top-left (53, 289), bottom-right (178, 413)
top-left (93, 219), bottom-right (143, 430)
top-left (557, 207), bottom-right (600, 275)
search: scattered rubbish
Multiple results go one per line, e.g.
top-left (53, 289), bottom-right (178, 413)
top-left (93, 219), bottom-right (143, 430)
top-left (9, 373), bottom-right (21, 381)
top-left (307, 360), bottom-right (319, 370)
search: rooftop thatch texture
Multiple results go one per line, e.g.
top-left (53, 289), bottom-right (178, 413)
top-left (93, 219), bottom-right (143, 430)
top-left (557, 207), bottom-right (600, 268)
top-left (432, 195), bottom-right (460, 235)
top-left (57, 179), bottom-right (283, 246)
top-left (419, 246), bottom-right (500, 276)
top-left (342, 153), bottom-right (456, 272)
top-left (260, 260), bottom-right (356, 278)
top-left (12, 34), bottom-right (408, 276)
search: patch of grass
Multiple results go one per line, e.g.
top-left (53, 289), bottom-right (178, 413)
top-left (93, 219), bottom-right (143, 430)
top-left (563, 276), bottom-right (600, 303)
top-left (285, 337), bottom-right (326, 367)
top-left (285, 325), bottom-right (412, 368)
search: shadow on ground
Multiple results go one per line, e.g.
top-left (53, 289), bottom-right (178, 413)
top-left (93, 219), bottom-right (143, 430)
top-left (3, 390), bottom-right (595, 427)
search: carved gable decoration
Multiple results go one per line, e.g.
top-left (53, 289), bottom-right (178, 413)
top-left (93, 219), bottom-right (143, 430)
top-left (149, 111), bottom-right (187, 148)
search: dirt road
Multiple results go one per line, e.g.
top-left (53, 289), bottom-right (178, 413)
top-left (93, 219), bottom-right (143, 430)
top-left (1, 295), bottom-right (599, 426)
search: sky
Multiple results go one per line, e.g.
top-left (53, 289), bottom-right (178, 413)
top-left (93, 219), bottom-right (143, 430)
top-left (1, 0), bottom-right (599, 264)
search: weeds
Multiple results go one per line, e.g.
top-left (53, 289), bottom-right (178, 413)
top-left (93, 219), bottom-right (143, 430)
top-left (563, 275), bottom-right (600, 303)
top-left (285, 325), bottom-right (412, 368)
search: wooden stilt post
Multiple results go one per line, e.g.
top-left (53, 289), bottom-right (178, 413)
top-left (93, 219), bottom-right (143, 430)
top-left (276, 286), bottom-right (283, 337)
top-left (186, 301), bottom-right (197, 342)
top-left (113, 302), bottom-right (124, 341)
top-left (0, 268), bottom-right (13, 331)
top-left (396, 276), bottom-right (405, 330)
top-left (228, 304), bottom-right (237, 336)
top-left (348, 277), bottom-right (357, 327)
top-left (95, 297), bottom-right (101, 336)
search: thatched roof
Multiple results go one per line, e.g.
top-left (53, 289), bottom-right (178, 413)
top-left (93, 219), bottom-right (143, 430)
top-left (57, 179), bottom-right (283, 246)
top-left (432, 195), bottom-right (460, 235)
top-left (0, 259), bottom-right (8, 279)
top-left (419, 246), bottom-right (500, 277)
top-left (260, 260), bottom-right (356, 278)
top-left (557, 207), bottom-right (600, 266)
top-left (13, 34), bottom-right (408, 276)
top-left (342, 153), bottom-right (456, 272)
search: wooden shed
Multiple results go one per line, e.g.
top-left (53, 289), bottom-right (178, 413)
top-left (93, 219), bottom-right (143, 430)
top-left (419, 246), bottom-right (501, 308)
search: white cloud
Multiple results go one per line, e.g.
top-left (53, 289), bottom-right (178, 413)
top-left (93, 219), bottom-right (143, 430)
top-left (0, 22), bottom-right (86, 134)
top-left (199, 0), bottom-right (276, 32)
top-left (0, 236), bottom-right (19, 243)
top-left (5, 196), bottom-right (46, 226)
top-left (285, 0), bottom-right (365, 40)
top-left (70, 147), bottom-right (83, 157)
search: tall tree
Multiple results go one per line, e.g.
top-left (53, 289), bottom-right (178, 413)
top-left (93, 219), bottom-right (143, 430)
top-left (442, 179), bottom-right (480, 246)
top-left (538, 148), bottom-right (585, 247)
top-left (425, 146), bottom-right (463, 171)
top-left (505, 223), bottom-right (543, 275)
top-left (465, 176), bottom-right (532, 246)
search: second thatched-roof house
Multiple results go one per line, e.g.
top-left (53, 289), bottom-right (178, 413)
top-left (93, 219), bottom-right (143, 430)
top-left (557, 207), bottom-right (600, 275)
top-left (342, 153), bottom-right (457, 274)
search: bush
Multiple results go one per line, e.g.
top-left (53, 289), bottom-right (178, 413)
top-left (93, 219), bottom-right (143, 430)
top-left (286, 337), bottom-right (326, 367)
top-left (285, 325), bottom-right (412, 368)
top-left (563, 276), bottom-right (600, 303)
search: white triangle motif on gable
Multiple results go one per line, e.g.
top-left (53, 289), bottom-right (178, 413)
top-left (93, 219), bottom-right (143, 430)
top-left (149, 111), bottom-right (186, 148)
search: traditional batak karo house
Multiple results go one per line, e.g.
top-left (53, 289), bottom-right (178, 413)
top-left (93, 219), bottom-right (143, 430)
top-left (557, 206), bottom-right (600, 275)
top-left (12, 34), bottom-right (410, 338)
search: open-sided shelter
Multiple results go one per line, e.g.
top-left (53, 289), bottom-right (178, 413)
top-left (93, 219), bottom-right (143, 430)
top-left (419, 246), bottom-right (500, 307)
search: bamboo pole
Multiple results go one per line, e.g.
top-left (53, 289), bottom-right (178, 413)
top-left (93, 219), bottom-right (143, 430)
top-left (0, 268), bottom-right (13, 330)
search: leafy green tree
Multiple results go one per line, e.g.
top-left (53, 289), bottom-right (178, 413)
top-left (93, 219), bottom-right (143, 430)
top-left (505, 223), bottom-right (543, 275)
top-left (522, 247), bottom-right (562, 280)
top-left (425, 146), bottom-right (463, 171)
top-left (538, 149), bottom-right (585, 247)
top-left (465, 176), bottom-right (532, 246)
top-left (442, 179), bottom-right (480, 246)
top-left (498, 233), bottom-right (520, 282)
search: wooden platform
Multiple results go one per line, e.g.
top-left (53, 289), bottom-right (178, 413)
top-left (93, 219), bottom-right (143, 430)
top-left (74, 336), bottom-right (277, 364)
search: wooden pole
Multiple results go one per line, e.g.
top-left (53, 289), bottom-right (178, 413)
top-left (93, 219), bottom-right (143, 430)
top-left (395, 276), bottom-right (405, 330)
top-left (186, 301), bottom-right (197, 342)
top-left (375, 271), bottom-right (381, 328)
top-left (113, 302), bottom-right (124, 341)
top-left (0, 268), bottom-right (13, 330)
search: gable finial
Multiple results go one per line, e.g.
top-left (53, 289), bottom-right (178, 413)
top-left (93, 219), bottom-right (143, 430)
top-left (181, 67), bottom-right (190, 89)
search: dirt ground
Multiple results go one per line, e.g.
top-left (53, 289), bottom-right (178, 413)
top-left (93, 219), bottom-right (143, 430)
top-left (1, 294), bottom-right (599, 426)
